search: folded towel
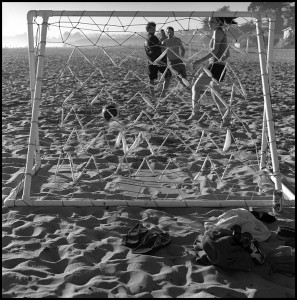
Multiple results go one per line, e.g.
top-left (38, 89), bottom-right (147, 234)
top-left (204, 208), bottom-right (271, 242)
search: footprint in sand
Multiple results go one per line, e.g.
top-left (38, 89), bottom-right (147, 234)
top-left (13, 223), bottom-right (44, 238)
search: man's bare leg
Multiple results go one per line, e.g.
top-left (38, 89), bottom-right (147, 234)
top-left (187, 74), bottom-right (211, 120)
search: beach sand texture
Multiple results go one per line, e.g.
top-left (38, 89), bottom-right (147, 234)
top-left (2, 47), bottom-right (295, 297)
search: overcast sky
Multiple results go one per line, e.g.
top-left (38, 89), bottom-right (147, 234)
top-left (3, 2), bottom-right (251, 36)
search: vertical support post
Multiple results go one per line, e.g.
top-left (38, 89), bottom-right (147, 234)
top-left (256, 15), bottom-right (282, 211)
top-left (260, 16), bottom-right (275, 171)
top-left (27, 11), bottom-right (42, 169)
top-left (266, 17), bottom-right (275, 85)
top-left (27, 11), bottom-right (37, 106)
top-left (34, 126), bottom-right (41, 168)
top-left (22, 12), bottom-right (49, 202)
top-left (246, 37), bottom-right (249, 54)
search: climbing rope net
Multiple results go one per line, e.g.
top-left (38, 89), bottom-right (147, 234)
top-left (5, 11), bottom-right (286, 207)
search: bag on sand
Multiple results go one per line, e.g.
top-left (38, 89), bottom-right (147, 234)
top-left (194, 225), bottom-right (295, 276)
top-left (196, 225), bottom-right (255, 271)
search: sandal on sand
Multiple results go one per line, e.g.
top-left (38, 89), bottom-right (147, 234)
top-left (122, 223), bottom-right (148, 248)
top-left (276, 226), bottom-right (295, 240)
top-left (250, 210), bottom-right (276, 223)
top-left (132, 231), bottom-right (171, 254)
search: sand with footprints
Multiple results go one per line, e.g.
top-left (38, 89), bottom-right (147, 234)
top-left (2, 47), bottom-right (295, 297)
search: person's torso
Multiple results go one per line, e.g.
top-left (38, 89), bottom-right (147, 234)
top-left (144, 34), bottom-right (162, 61)
top-left (163, 37), bottom-right (181, 60)
top-left (209, 29), bottom-right (228, 64)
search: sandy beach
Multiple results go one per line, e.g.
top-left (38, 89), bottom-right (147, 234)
top-left (2, 47), bottom-right (295, 298)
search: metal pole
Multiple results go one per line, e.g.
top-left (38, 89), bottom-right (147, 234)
top-left (27, 11), bottom-right (36, 105)
top-left (30, 10), bottom-right (275, 18)
top-left (260, 16), bottom-right (275, 171)
top-left (255, 15), bottom-right (282, 212)
top-left (26, 11), bottom-right (42, 174)
top-left (22, 13), bottom-right (49, 201)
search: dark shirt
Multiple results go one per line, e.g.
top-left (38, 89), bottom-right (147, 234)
top-left (144, 34), bottom-right (167, 63)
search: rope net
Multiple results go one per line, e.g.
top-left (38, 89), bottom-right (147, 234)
top-left (25, 12), bottom-right (277, 206)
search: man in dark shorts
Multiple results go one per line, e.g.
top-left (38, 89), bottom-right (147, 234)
top-left (144, 22), bottom-right (171, 97)
top-left (188, 17), bottom-right (236, 121)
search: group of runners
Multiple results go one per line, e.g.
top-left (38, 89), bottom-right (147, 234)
top-left (144, 17), bottom-right (237, 121)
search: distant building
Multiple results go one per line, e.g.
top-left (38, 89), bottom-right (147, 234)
top-left (282, 27), bottom-right (294, 39)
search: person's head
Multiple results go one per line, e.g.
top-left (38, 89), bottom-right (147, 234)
top-left (208, 17), bottom-right (223, 30)
top-left (166, 26), bottom-right (174, 38)
top-left (208, 17), bottom-right (237, 30)
top-left (160, 29), bottom-right (166, 36)
top-left (146, 22), bottom-right (156, 34)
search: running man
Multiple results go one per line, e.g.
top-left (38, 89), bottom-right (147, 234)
top-left (187, 17), bottom-right (237, 121)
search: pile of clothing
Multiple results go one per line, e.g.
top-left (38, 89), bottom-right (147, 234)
top-left (193, 208), bottom-right (295, 276)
